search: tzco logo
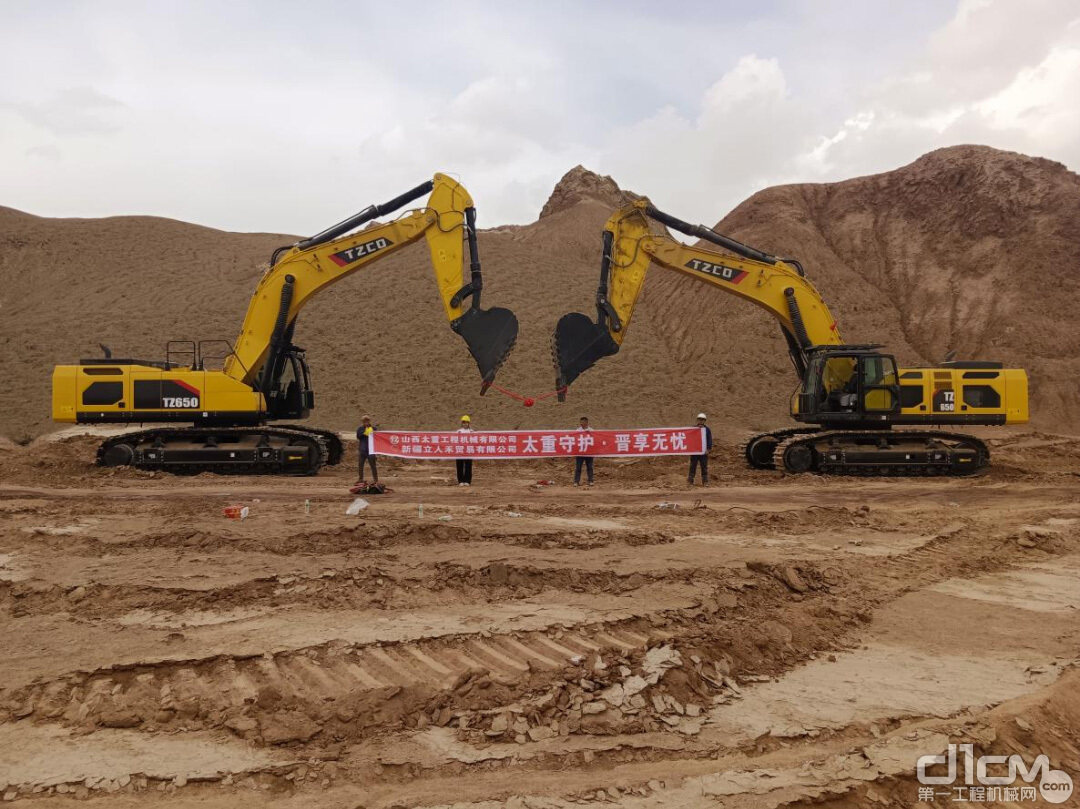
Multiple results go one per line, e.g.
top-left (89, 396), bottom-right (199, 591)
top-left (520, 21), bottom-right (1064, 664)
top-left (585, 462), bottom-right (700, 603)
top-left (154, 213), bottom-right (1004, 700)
top-left (917, 743), bottom-right (1073, 803)
top-left (685, 258), bottom-right (747, 284)
top-left (330, 237), bottom-right (394, 267)
top-left (163, 396), bottom-right (199, 408)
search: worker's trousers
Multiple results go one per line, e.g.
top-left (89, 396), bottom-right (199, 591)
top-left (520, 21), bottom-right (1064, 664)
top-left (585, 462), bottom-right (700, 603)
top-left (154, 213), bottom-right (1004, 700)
top-left (574, 457), bottom-right (594, 484)
top-left (688, 454), bottom-right (708, 484)
top-left (456, 459), bottom-right (473, 484)
top-left (359, 453), bottom-right (378, 482)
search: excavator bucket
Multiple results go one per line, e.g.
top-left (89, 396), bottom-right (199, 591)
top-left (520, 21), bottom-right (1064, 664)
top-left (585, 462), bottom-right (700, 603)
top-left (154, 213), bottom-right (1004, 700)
top-left (551, 312), bottom-right (620, 398)
top-left (453, 305), bottom-right (519, 392)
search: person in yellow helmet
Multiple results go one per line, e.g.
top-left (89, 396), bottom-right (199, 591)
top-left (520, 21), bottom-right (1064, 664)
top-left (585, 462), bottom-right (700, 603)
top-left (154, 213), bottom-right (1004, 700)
top-left (455, 415), bottom-right (473, 486)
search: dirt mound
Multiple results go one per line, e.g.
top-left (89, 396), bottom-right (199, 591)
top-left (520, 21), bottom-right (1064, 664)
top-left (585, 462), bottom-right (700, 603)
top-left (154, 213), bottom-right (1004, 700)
top-left (2, 145), bottom-right (1077, 441)
top-left (539, 165), bottom-right (638, 220)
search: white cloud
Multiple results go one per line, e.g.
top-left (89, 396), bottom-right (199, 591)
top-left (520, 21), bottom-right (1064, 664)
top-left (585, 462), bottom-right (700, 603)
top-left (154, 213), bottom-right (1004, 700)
top-left (12, 86), bottom-right (125, 136)
top-left (598, 56), bottom-right (815, 221)
top-left (804, 0), bottom-right (1080, 187)
top-left (700, 55), bottom-right (787, 116)
top-left (0, 1), bottom-right (1077, 233)
top-left (976, 45), bottom-right (1080, 136)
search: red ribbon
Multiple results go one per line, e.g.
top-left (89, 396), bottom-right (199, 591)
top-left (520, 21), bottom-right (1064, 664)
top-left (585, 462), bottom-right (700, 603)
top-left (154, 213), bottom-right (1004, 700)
top-left (488, 384), bottom-right (568, 407)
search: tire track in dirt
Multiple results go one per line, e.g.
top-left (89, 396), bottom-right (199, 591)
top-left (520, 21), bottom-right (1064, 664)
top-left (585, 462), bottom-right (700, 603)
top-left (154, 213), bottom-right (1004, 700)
top-left (6, 504), bottom-right (1075, 730)
top-left (3, 522), bottom-right (675, 557)
top-left (1, 562), bottom-right (672, 621)
top-left (10, 513), bottom-right (1074, 751)
top-left (4, 441), bottom-right (1080, 803)
top-left (2, 618), bottom-right (666, 742)
top-left (204, 551), bottom-right (1080, 808)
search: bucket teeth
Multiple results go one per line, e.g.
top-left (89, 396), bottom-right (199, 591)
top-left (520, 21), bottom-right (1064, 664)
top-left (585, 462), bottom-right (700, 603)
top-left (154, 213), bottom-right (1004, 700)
top-left (452, 306), bottom-right (519, 391)
top-left (551, 312), bottom-right (620, 398)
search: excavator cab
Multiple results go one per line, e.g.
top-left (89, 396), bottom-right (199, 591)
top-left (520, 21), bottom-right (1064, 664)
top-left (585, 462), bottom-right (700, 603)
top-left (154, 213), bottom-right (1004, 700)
top-left (263, 347), bottom-right (314, 421)
top-left (795, 347), bottom-right (900, 426)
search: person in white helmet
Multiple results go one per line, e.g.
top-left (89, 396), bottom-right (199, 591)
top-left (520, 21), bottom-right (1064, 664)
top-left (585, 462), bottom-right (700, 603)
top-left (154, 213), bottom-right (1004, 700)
top-left (688, 412), bottom-right (713, 485)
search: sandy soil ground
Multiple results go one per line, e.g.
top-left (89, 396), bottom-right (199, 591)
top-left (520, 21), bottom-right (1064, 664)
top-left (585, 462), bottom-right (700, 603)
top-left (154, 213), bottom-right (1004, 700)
top-left (1, 431), bottom-right (1079, 807)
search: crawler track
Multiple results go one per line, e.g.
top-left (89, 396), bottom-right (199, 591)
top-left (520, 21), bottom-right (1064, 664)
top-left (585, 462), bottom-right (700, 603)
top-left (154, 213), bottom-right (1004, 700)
top-left (743, 428), bottom-right (821, 469)
top-left (96, 425), bottom-right (343, 475)
top-left (747, 427), bottom-right (989, 476)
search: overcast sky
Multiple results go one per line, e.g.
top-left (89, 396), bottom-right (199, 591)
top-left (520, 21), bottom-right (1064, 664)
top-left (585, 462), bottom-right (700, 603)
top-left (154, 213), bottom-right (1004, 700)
top-left (1, 0), bottom-right (1078, 234)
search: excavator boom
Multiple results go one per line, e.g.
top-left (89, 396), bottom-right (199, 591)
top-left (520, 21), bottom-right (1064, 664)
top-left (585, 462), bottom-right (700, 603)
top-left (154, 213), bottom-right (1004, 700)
top-left (552, 198), bottom-right (1028, 476)
top-left (228, 173), bottom-right (517, 392)
top-left (554, 199), bottom-right (838, 391)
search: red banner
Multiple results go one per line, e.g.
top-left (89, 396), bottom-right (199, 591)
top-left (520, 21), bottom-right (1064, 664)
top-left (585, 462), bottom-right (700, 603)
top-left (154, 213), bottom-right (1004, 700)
top-left (370, 428), bottom-right (706, 459)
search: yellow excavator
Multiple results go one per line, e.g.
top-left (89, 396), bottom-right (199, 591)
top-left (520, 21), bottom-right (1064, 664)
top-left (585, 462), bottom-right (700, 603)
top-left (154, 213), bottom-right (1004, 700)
top-left (552, 199), bottom-right (1028, 476)
top-left (52, 173), bottom-right (518, 474)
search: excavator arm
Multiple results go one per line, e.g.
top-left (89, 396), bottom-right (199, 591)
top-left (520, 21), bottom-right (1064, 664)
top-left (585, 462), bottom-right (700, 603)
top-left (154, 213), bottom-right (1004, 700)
top-left (553, 199), bottom-right (841, 393)
top-left (225, 173), bottom-right (518, 396)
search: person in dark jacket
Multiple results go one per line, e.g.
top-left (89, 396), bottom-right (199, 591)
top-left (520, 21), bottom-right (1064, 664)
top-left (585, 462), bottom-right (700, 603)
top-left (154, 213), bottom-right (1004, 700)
top-left (688, 412), bottom-right (712, 485)
top-left (573, 416), bottom-right (595, 486)
top-left (356, 414), bottom-right (378, 485)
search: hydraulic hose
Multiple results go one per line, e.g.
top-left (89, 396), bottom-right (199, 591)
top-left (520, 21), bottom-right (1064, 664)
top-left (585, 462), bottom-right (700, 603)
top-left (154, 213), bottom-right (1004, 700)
top-left (780, 257), bottom-right (806, 278)
top-left (465, 206), bottom-right (482, 308)
top-left (296, 179), bottom-right (435, 251)
top-left (261, 275), bottom-right (295, 396)
top-left (644, 204), bottom-right (776, 265)
top-left (784, 287), bottom-right (813, 350)
top-left (781, 326), bottom-right (809, 378)
top-left (596, 230), bottom-right (615, 330)
top-left (269, 244), bottom-right (293, 267)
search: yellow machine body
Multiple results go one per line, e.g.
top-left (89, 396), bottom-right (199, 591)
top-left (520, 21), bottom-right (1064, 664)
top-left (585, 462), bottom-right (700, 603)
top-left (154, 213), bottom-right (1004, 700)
top-left (52, 364), bottom-right (261, 424)
top-left (868, 365), bottom-right (1027, 425)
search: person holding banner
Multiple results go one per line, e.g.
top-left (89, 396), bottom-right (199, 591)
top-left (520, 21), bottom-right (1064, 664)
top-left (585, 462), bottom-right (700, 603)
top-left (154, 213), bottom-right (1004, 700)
top-left (371, 425), bottom-right (706, 463)
top-left (455, 415), bottom-right (473, 486)
top-left (356, 414), bottom-right (378, 486)
top-left (574, 415), bottom-right (595, 486)
top-left (688, 413), bottom-right (713, 485)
